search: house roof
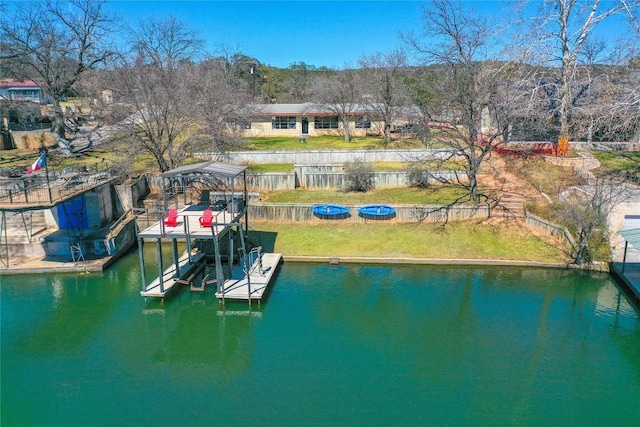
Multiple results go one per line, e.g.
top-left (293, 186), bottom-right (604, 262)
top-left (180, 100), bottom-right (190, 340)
top-left (161, 161), bottom-right (246, 179)
top-left (247, 103), bottom-right (423, 118)
top-left (0, 80), bottom-right (41, 90)
top-left (620, 228), bottom-right (640, 250)
top-left (250, 103), bottom-right (352, 116)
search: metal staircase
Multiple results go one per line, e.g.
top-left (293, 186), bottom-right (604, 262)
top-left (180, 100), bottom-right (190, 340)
top-left (60, 199), bottom-right (86, 268)
top-left (0, 211), bottom-right (8, 268)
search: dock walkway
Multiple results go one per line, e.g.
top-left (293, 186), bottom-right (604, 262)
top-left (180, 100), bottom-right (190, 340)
top-left (140, 251), bottom-right (205, 299)
top-left (216, 252), bottom-right (282, 303)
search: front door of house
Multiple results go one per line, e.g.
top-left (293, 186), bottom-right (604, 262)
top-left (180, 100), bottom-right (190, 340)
top-left (301, 117), bottom-right (309, 135)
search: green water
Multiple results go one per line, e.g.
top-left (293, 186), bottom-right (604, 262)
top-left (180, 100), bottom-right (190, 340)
top-left (2, 250), bottom-right (640, 426)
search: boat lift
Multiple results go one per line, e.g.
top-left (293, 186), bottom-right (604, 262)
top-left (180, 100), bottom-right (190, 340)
top-left (137, 161), bottom-right (281, 304)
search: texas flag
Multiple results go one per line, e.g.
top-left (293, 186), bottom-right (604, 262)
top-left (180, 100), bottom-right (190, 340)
top-left (27, 152), bottom-right (46, 174)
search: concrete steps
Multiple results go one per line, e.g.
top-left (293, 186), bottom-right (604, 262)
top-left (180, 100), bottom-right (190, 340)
top-left (494, 192), bottom-right (526, 218)
top-left (1, 210), bottom-right (50, 243)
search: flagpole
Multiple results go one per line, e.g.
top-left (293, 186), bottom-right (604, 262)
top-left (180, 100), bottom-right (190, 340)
top-left (44, 150), bottom-right (52, 202)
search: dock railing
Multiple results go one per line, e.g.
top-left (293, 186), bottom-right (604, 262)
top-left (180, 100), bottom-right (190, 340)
top-left (0, 164), bottom-right (112, 208)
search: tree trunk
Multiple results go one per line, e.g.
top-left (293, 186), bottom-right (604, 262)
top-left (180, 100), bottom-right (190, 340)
top-left (468, 169), bottom-right (479, 203)
top-left (52, 97), bottom-right (66, 139)
top-left (385, 123), bottom-right (391, 145)
top-left (468, 138), bottom-right (480, 204)
top-left (574, 234), bottom-right (589, 265)
top-left (155, 152), bottom-right (169, 172)
top-left (342, 116), bottom-right (351, 142)
top-left (559, 70), bottom-right (571, 138)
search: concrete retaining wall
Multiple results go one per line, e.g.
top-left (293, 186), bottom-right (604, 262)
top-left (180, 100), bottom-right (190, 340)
top-left (248, 203), bottom-right (490, 223)
top-left (201, 149), bottom-right (447, 164)
top-left (115, 175), bottom-right (149, 211)
top-left (149, 169), bottom-right (465, 192)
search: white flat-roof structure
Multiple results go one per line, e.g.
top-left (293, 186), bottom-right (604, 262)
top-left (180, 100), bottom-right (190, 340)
top-left (614, 227), bottom-right (640, 303)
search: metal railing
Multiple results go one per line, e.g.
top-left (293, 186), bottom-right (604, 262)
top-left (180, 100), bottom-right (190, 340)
top-left (0, 164), bottom-right (112, 207)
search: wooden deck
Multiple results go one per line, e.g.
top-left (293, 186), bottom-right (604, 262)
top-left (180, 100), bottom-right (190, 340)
top-left (141, 251), bottom-right (205, 299)
top-left (137, 205), bottom-right (241, 240)
top-left (216, 252), bottom-right (282, 302)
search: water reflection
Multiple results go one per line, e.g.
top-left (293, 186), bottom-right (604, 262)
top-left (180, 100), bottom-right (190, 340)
top-left (13, 273), bottom-right (128, 355)
top-left (304, 264), bottom-right (640, 389)
top-left (2, 259), bottom-right (640, 425)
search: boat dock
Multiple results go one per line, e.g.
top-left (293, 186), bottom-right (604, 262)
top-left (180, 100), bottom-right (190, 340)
top-left (216, 252), bottom-right (282, 303)
top-left (140, 251), bottom-right (205, 299)
top-left (612, 228), bottom-right (640, 305)
top-left (137, 205), bottom-right (238, 241)
top-left (136, 161), bottom-right (282, 305)
top-left (610, 262), bottom-right (640, 304)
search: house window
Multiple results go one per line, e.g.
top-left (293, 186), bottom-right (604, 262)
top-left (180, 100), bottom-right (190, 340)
top-left (272, 116), bottom-right (296, 130)
top-left (10, 89), bottom-right (40, 102)
top-left (314, 116), bottom-right (339, 129)
top-left (355, 116), bottom-right (371, 129)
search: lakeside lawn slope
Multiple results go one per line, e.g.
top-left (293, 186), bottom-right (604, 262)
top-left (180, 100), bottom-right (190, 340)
top-left (249, 220), bottom-right (568, 263)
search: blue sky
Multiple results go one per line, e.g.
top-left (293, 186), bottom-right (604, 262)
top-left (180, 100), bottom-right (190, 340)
top-left (6, 0), bottom-right (632, 68)
top-left (105, 0), bottom-right (518, 68)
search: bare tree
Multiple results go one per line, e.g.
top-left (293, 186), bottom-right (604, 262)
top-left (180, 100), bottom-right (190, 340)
top-left (559, 175), bottom-right (633, 264)
top-left (358, 49), bottom-right (410, 144)
top-left (523, 0), bottom-right (640, 141)
top-left (600, 57), bottom-right (640, 144)
top-left (106, 15), bottom-right (204, 172)
top-left (0, 0), bottom-right (115, 141)
top-left (310, 68), bottom-right (363, 142)
top-left (403, 0), bottom-right (514, 205)
top-left (197, 56), bottom-right (252, 153)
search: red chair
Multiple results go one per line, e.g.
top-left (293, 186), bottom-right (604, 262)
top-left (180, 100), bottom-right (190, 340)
top-left (164, 209), bottom-right (178, 227)
top-left (199, 208), bottom-right (214, 228)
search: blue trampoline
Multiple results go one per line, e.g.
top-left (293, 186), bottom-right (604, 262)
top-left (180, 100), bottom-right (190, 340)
top-left (311, 204), bottom-right (350, 219)
top-left (357, 204), bottom-right (396, 219)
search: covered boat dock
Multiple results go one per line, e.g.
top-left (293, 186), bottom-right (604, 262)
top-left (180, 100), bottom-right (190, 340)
top-left (137, 161), bottom-right (281, 303)
top-left (611, 227), bottom-right (640, 304)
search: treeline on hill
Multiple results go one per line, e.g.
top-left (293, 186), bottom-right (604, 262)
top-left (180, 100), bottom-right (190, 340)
top-left (1, 0), bottom-right (639, 172)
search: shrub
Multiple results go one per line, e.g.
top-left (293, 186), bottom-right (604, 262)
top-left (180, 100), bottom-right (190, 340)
top-left (343, 159), bottom-right (375, 192)
top-left (406, 165), bottom-right (431, 188)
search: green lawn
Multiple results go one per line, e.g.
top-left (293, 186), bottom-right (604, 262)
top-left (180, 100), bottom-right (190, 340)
top-left (593, 151), bottom-right (640, 180)
top-left (246, 163), bottom-right (295, 173)
top-left (248, 221), bottom-right (568, 263)
top-left (244, 136), bottom-right (426, 151)
top-left (259, 187), bottom-right (471, 205)
top-left (505, 157), bottom-right (583, 195)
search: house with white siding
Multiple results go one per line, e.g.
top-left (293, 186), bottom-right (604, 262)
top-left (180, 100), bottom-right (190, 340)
top-left (0, 80), bottom-right (43, 103)
top-left (241, 103), bottom-right (421, 138)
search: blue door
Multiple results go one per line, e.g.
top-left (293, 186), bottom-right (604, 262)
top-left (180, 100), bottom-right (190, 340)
top-left (57, 195), bottom-right (88, 229)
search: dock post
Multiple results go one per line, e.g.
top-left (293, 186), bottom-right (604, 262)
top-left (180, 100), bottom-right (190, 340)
top-left (172, 238), bottom-right (180, 278)
top-left (156, 238), bottom-right (165, 293)
top-left (138, 237), bottom-right (146, 291)
top-left (238, 226), bottom-right (251, 305)
top-left (623, 241), bottom-right (628, 273)
top-left (213, 232), bottom-right (225, 298)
